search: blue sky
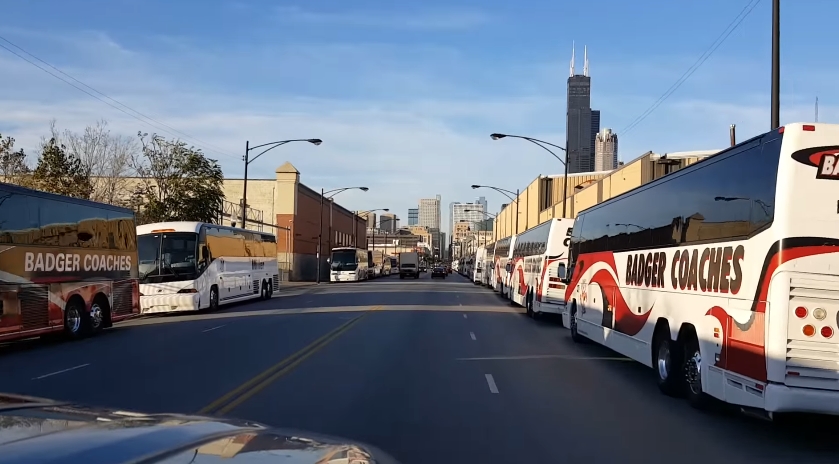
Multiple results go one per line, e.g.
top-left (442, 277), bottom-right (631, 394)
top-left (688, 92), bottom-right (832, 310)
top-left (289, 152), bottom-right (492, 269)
top-left (0, 0), bottom-right (836, 232)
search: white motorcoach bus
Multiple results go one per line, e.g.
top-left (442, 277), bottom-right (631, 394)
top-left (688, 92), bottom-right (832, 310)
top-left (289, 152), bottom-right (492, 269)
top-left (329, 247), bottom-right (369, 282)
top-left (472, 246), bottom-right (487, 284)
top-left (482, 242), bottom-right (496, 287)
top-left (137, 222), bottom-right (279, 314)
top-left (563, 123), bottom-right (839, 417)
top-left (493, 236), bottom-right (517, 297)
top-left (509, 218), bottom-right (575, 318)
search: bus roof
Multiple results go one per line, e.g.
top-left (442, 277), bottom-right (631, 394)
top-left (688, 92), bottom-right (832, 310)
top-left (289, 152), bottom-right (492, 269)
top-left (137, 221), bottom-right (276, 237)
top-left (0, 181), bottom-right (134, 214)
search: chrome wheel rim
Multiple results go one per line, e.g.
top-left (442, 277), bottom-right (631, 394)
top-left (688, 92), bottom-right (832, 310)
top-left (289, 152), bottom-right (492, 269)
top-left (90, 303), bottom-right (103, 329)
top-left (657, 342), bottom-right (670, 380)
top-left (686, 349), bottom-right (702, 394)
top-left (66, 306), bottom-right (81, 333)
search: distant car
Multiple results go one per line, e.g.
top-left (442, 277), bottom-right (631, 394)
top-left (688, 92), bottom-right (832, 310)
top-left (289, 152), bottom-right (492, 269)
top-left (431, 266), bottom-right (447, 278)
top-left (420, 265), bottom-right (427, 273)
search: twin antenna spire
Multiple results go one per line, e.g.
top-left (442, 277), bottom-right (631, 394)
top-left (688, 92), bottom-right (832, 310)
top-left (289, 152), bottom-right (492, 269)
top-left (569, 41), bottom-right (589, 77)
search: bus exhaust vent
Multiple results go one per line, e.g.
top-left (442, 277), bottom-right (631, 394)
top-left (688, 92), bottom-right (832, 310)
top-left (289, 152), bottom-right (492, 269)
top-left (19, 285), bottom-right (49, 331)
top-left (272, 275), bottom-right (280, 291)
top-left (252, 280), bottom-right (260, 295)
top-left (112, 281), bottom-right (135, 316)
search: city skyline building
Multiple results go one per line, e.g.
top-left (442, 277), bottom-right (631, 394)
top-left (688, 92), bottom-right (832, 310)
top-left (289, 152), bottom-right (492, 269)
top-left (567, 43), bottom-right (598, 174)
top-left (594, 128), bottom-right (619, 171)
top-left (418, 195), bottom-right (441, 230)
top-left (449, 200), bottom-right (486, 240)
top-left (379, 213), bottom-right (398, 233)
top-left (408, 208), bottom-right (418, 226)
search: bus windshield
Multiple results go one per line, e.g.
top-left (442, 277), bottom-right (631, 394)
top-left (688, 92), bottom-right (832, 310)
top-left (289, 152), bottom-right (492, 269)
top-left (138, 232), bottom-right (198, 283)
top-left (331, 250), bottom-right (358, 271)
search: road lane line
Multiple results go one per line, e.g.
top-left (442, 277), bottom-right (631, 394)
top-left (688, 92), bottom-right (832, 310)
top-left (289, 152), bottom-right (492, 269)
top-left (470, 332), bottom-right (477, 341)
top-left (202, 324), bottom-right (226, 333)
top-left (32, 363), bottom-right (90, 380)
top-left (199, 313), bottom-right (368, 415)
top-left (485, 374), bottom-right (499, 393)
top-left (457, 354), bottom-right (631, 361)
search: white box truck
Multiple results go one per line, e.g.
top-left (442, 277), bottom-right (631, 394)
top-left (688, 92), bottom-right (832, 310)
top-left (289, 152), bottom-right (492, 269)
top-left (398, 252), bottom-right (420, 279)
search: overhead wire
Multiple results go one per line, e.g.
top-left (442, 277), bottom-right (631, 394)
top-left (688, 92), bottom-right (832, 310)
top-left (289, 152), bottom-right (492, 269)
top-left (0, 34), bottom-right (240, 161)
top-left (619, 0), bottom-right (763, 136)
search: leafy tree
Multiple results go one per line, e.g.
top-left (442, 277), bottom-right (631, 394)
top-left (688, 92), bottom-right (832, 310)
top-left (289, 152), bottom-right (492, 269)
top-left (0, 134), bottom-right (31, 185)
top-left (32, 137), bottom-right (93, 199)
top-left (132, 133), bottom-right (224, 224)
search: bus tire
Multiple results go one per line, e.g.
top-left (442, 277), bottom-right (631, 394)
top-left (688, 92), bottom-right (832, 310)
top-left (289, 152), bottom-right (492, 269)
top-left (569, 302), bottom-right (586, 344)
top-left (653, 326), bottom-right (684, 397)
top-left (209, 285), bottom-right (220, 312)
top-left (260, 281), bottom-right (267, 300)
top-left (90, 294), bottom-right (110, 333)
top-left (683, 331), bottom-right (713, 410)
top-left (64, 296), bottom-right (89, 339)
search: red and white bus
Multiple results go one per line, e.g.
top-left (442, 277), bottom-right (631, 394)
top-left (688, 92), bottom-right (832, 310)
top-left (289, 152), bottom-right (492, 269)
top-left (563, 123), bottom-right (839, 417)
top-left (509, 218), bottom-right (575, 318)
top-left (0, 182), bottom-right (140, 342)
top-left (493, 235), bottom-right (516, 297)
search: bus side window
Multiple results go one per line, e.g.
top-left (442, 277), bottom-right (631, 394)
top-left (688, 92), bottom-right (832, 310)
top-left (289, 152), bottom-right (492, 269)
top-left (198, 226), bottom-right (212, 272)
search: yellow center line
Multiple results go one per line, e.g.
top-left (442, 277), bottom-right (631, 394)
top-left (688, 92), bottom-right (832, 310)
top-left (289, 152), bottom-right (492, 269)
top-left (199, 312), bottom-right (368, 415)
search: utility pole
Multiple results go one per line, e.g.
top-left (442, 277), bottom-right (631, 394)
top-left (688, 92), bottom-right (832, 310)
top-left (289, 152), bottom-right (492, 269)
top-left (240, 141), bottom-right (249, 228)
top-left (770, 0), bottom-right (780, 130)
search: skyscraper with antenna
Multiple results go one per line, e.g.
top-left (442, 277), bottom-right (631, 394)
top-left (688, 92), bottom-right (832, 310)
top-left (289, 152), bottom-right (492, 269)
top-left (566, 42), bottom-right (599, 173)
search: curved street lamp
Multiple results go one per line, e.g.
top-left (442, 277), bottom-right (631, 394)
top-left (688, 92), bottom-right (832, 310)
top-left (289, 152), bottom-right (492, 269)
top-left (354, 208), bottom-right (389, 253)
top-left (464, 208), bottom-right (498, 243)
top-left (241, 138), bottom-right (322, 228)
top-left (490, 133), bottom-right (571, 218)
top-left (472, 184), bottom-right (519, 236)
top-left (317, 186), bottom-right (369, 284)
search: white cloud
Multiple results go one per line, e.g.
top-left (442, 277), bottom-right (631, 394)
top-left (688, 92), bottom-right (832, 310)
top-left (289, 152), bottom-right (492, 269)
top-left (274, 6), bottom-right (491, 30)
top-left (0, 29), bottom-right (835, 235)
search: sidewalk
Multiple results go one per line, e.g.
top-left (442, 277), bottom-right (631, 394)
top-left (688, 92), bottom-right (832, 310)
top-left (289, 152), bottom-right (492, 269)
top-left (278, 281), bottom-right (326, 295)
top-left (280, 281), bottom-right (318, 289)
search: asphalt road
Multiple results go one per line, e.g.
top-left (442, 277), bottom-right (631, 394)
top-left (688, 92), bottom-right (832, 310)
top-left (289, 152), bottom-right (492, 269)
top-left (0, 271), bottom-right (837, 463)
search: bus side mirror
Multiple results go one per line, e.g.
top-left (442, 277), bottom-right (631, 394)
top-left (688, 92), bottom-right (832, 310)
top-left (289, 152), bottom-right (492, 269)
top-left (557, 265), bottom-right (567, 280)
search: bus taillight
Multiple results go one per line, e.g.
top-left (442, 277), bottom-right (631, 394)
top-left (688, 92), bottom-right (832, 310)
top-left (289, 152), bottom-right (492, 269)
top-left (803, 125), bottom-right (816, 131)
top-left (794, 306), bottom-right (808, 318)
top-left (803, 325), bottom-right (816, 337)
top-left (821, 326), bottom-right (834, 339)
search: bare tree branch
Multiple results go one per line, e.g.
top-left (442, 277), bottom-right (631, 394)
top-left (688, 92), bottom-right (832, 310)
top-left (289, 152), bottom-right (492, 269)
top-left (49, 120), bottom-right (139, 205)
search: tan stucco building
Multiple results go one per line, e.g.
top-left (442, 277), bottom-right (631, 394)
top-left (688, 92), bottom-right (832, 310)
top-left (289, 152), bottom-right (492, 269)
top-left (493, 149), bottom-right (723, 238)
top-left (220, 162), bottom-right (367, 282)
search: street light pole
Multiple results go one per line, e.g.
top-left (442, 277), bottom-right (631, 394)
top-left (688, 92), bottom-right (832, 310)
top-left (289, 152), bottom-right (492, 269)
top-left (515, 188), bottom-right (520, 234)
top-left (241, 140), bottom-right (249, 227)
top-left (316, 186), bottom-right (369, 284)
top-left (771, 0), bottom-right (780, 130)
top-left (317, 188), bottom-right (324, 284)
top-left (240, 138), bottom-right (322, 228)
top-left (490, 133), bottom-right (569, 218)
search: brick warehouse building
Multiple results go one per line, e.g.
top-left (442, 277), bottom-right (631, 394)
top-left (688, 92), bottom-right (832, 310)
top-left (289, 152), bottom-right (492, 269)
top-left (221, 162), bottom-right (367, 282)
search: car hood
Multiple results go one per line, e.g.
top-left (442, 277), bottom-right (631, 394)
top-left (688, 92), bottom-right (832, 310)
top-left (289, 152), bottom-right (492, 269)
top-left (0, 393), bottom-right (400, 464)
